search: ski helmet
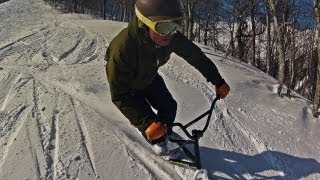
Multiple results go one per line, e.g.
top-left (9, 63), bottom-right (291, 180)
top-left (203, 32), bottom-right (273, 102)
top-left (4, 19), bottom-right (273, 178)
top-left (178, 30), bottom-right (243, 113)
top-left (135, 0), bottom-right (182, 18)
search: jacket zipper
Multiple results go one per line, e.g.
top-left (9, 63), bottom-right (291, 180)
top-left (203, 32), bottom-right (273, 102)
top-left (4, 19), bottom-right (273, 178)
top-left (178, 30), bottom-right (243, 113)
top-left (155, 45), bottom-right (161, 67)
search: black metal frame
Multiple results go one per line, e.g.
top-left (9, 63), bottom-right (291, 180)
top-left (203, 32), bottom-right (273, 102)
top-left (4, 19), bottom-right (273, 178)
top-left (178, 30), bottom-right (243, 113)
top-left (168, 96), bottom-right (220, 169)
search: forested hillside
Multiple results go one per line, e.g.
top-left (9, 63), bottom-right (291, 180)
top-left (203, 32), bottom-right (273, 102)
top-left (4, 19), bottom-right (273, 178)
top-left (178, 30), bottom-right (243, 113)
top-left (43, 0), bottom-right (319, 118)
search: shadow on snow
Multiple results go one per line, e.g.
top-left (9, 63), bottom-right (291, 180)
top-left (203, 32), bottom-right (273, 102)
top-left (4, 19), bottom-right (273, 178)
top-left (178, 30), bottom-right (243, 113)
top-left (198, 147), bottom-right (320, 179)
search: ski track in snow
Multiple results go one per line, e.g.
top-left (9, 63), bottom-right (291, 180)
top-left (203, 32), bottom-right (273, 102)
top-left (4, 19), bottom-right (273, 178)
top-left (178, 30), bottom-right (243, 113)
top-left (0, 2), bottom-right (106, 178)
top-left (69, 97), bottom-right (98, 177)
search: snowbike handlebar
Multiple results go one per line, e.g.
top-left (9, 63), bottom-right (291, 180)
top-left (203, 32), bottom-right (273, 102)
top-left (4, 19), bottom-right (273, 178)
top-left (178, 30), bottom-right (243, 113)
top-left (169, 96), bottom-right (220, 169)
top-left (172, 96), bottom-right (220, 140)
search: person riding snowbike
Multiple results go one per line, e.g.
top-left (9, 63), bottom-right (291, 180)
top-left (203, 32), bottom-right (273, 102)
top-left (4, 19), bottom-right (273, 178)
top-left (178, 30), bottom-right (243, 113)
top-left (105, 0), bottom-right (230, 146)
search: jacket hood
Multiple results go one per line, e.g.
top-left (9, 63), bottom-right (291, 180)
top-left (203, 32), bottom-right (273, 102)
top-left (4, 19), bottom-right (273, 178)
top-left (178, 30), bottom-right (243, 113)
top-left (128, 16), bottom-right (150, 45)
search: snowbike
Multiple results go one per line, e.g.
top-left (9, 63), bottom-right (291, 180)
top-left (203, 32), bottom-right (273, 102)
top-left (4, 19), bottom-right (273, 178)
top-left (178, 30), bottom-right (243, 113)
top-left (168, 96), bottom-right (220, 169)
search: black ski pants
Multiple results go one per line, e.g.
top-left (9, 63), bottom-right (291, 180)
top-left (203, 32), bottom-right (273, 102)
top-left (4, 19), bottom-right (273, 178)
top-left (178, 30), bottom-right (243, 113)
top-left (138, 73), bottom-right (177, 131)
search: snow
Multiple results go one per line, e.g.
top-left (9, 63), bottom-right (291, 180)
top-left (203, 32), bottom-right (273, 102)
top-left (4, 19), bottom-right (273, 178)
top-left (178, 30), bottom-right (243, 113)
top-left (0, 0), bottom-right (319, 179)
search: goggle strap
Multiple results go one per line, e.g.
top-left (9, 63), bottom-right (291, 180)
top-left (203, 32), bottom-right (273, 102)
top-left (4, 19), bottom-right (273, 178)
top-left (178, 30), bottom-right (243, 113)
top-left (135, 6), bottom-right (156, 30)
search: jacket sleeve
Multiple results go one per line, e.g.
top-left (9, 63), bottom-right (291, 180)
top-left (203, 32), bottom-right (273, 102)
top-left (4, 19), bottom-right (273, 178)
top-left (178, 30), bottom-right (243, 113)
top-left (106, 45), bottom-right (156, 132)
top-left (171, 32), bottom-right (225, 86)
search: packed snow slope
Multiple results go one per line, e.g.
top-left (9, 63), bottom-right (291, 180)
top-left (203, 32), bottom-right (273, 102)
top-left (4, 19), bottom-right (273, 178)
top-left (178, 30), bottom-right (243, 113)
top-left (0, 0), bottom-right (319, 179)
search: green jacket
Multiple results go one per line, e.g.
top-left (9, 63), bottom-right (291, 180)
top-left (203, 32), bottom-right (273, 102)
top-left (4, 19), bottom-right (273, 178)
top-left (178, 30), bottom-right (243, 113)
top-left (106, 17), bottom-right (224, 132)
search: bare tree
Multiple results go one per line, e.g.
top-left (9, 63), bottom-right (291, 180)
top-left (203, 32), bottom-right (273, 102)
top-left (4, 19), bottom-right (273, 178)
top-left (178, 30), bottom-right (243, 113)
top-left (220, 8), bottom-right (236, 57)
top-left (267, 0), bottom-right (288, 96)
top-left (235, 1), bottom-right (250, 62)
top-left (195, 0), bottom-right (221, 48)
top-left (286, 0), bottom-right (296, 98)
top-left (223, 0), bottom-right (264, 63)
top-left (203, 13), bottom-right (210, 46)
top-left (179, 0), bottom-right (198, 40)
top-left (249, 0), bottom-right (259, 66)
top-left (119, 0), bottom-right (127, 22)
top-left (265, 2), bottom-right (272, 74)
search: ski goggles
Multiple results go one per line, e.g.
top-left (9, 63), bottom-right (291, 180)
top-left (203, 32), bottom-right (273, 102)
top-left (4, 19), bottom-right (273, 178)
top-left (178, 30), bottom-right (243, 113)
top-left (135, 6), bottom-right (183, 36)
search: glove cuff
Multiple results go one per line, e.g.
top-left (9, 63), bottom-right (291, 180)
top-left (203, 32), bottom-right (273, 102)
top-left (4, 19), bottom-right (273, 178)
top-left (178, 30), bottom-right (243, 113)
top-left (215, 78), bottom-right (226, 87)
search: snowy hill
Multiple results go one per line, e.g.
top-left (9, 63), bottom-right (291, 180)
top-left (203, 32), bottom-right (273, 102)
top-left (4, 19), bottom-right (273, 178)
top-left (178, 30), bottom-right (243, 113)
top-left (0, 0), bottom-right (319, 179)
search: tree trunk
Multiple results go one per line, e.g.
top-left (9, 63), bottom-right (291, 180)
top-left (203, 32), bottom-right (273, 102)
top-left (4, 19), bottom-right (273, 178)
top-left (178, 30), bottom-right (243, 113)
top-left (103, 0), bottom-right (107, 20)
top-left (268, 0), bottom-right (287, 96)
top-left (72, 0), bottom-right (76, 13)
top-left (204, 18), bottom-right (209, 46)
top-left (197, 22), bottom-right (201, 43)
top-left (179, 0), bottom-right (197, 39)
top-left (313, 50), bottom-right (320, 118)
top-left (266, 6), bottom-right (271, 74)
top-left (313, 0), bottom-right (320, 118)
top-left (250, 0), bottom-right (256, 66)
top-left (287, 0), bottom-right (295, 98)
top-left (236, 21), bottom-right (247, 62)
top-left (183, 19), bottom-right (188, 35)
top-left (129, 0), bottom-right (135, 20)
top-left (213, 25), bottom-right (218, 49)
top-left (228, 22), bottom-right (236, 56)
top-left (187, 1), bottom-right (194, 40)
top-left (122, 1), bottom-right (127, 22)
